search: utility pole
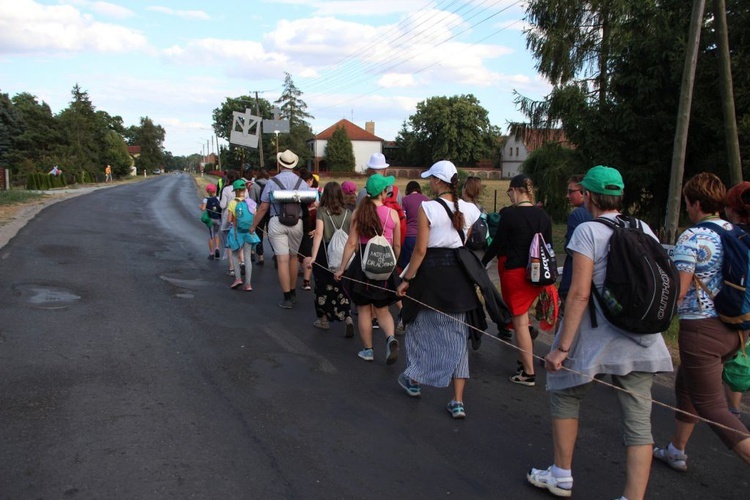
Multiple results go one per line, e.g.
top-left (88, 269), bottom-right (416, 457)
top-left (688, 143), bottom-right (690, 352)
top-left (713, 0), bottom-right (742, 185)
top-left (664, 0), bottom-right (706, 244)
top-left (255, 91), bottom-right (265, 169)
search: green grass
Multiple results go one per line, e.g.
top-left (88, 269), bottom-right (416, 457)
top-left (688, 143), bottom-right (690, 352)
top-left (0, 190), bottom-right (43, 206)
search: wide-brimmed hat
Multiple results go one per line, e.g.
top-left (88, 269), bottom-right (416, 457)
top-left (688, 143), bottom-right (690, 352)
top-left (580, 165), bottom-right (624, 195)
top-left (278, 149), bottom-right (299, 169)
top-left (232, 179), bottom-right (247, 191)
top-left (341, 181), bottom-right (357, 195)
top-left (365, 174), bottom-right (395, 198)
top-left (420, 160), bottom-right (457, 183)
top-left (366, 153), bottom-right (389, 170)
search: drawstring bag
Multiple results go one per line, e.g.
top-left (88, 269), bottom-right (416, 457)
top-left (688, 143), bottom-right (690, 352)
top-left (360, 233), bottom-right (396, 280)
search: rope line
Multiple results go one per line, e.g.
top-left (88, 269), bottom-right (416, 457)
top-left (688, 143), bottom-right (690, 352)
top-left (245, 221), bottom-right (750, 440)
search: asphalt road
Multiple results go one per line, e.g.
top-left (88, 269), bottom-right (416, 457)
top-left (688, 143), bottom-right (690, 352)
top-left (0, 174), bottom-right (746, 499)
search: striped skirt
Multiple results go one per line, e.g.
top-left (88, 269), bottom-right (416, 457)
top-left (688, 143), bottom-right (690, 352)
top-left (404, 309), bottom-right (470, 387)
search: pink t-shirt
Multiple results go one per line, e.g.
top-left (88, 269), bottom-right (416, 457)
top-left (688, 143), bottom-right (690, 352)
top-left (360, 204), bottom-right (396, 244)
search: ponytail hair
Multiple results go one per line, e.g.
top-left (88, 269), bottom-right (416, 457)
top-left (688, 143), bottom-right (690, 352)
top-left (449, 173), bottom-right (465, 232)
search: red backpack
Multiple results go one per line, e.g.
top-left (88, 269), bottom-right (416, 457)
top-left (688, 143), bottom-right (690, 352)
top-left (383, 185), bottom-right (406, 247)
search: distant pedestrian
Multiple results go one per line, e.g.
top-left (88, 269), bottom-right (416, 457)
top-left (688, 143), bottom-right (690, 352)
top-left (105, 165), bottom-right (113, 183)
top-left (220, 170), bottom-right (240, 275)
top-left (399, 181), bottom-right (429, 270)
top-left (200, 183), bottom-right (222, 260)
top-left (342, 181), bottom-right (358, 211)
top-left (248, 168), bottom-right (270, 266)
top-left (226, 179), bottom-right (260, 291)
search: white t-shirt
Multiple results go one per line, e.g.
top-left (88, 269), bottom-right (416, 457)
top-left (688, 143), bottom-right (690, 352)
top-left (421, 198), bottom-right (481, 249)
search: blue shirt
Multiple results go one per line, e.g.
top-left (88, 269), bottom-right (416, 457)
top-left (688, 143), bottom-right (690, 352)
top-left (559, 206), bottom-right (592, 296)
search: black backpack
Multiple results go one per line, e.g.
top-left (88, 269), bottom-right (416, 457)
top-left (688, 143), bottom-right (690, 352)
top-left (466, 213), bottom-right (488, 250)
top-left (590, 216), bottom-right (678, 334)
top-left (271, 177), bottom-right (304, 226)
top-left (205, 196), bottom-right (222, 219)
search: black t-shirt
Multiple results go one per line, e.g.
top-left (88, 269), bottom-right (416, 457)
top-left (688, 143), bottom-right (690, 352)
top-left (482, 205), bottom-right (553, 270)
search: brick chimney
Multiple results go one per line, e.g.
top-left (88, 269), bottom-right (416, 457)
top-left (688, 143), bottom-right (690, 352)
top-left (365, 121), bottom-right (375, 135)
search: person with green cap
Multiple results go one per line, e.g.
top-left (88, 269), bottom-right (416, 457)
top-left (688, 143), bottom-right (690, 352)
top-left (226, 179), bottom-right (260, 291)
top-left (334, 173), bottom-right (401, 365)
top-left (528, 165), bottom-right (672, 500)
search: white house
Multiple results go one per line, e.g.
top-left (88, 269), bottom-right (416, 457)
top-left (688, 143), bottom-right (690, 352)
top-left (501, 129), bottom-right (570, 178)
top-left (308, 119), bottom-right (383, 174)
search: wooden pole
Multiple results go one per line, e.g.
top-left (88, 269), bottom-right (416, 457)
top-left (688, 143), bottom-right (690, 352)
top-left (713, 0), bottom-right (742, 185)
top-left (664, 0), bottom-right (706, 244)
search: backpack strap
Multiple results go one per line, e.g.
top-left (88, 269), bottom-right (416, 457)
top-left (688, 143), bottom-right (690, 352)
top-left (435, 197), bottom-right (465, 245)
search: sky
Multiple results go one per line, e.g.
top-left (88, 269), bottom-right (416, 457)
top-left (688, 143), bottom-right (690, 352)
top-left (0, 0), bottom-right (551, 157)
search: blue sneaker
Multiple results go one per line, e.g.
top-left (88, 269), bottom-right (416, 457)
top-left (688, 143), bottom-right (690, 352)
top-left (398, 373), bottom-right (421, 397)
top-left (447, 400), bottom-right (466, 419)
top-left (358, 348), bottom-right (374, 361)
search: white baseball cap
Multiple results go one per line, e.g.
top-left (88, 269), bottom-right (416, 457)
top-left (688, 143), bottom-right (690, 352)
top-left (420, 160), bottom-right (457, 183)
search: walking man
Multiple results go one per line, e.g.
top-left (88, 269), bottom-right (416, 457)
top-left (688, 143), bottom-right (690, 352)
top-left (250, 149), bottom-right (316, 309)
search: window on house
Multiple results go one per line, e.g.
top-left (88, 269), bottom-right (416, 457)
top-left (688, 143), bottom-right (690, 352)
top-left (516, 147), bottom-right (519, 156)
top-left (509, 148), bottom-right (512, 157)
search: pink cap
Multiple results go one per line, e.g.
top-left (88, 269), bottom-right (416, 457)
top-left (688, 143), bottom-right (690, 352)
top-left (341, 181), bottom-right (357, 195)
top-left (206, 184), bottom-right (216, 193)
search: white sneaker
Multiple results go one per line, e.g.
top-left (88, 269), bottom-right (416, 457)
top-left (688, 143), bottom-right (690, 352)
top-left (653, 444), bottom-right (688, 472)
top-left (527, 467), bottom-right (572, 497)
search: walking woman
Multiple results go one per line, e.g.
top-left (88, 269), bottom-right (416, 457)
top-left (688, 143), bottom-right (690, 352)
top-left (248, 168), bottom-right (270, 265)
top-left (482, 174), bottom-right (555, 386)
top-left (653, 172), bottom-right (750, 469)
top-left (308, 181), bottom-right (354, 337)
top-left (334, 174), bottom-right (401, 365)
top-left (529, 166), bottom-right (673, 499)
top-left (396, 160), bottom-right (481, 419)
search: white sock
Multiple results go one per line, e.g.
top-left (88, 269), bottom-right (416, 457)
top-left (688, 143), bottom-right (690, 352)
top-left (551, 464), bottom-right (572, 478)
top-left (668, 442), bottom-right (684, 455)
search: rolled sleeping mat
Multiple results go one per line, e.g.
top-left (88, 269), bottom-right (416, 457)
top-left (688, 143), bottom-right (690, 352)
top-left (271, 190), bottom-right (318, 204)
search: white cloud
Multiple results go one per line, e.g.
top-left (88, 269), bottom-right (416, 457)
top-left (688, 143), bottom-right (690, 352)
top-left (0, 0), bottom-right (148, 55)
top-left (147, 6), bottom-right (210, 21)
top-left (161, 38), bottom-right (290, 80)
top-left (377, 73), bottom-right (417, 88)
top-left (90, 1), bottom-right (135, 19)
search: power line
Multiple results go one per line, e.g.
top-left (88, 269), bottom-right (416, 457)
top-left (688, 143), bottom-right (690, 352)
top-left (309, 0), bottom-right (521, 99)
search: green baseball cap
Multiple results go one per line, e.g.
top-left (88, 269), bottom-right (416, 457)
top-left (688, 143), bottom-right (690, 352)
top-left (365, 174), bottom-right (395, 198)
top-left (580, 165), bottom-right (624, 195)
top-left (232, 179), bottom-right (247, 191)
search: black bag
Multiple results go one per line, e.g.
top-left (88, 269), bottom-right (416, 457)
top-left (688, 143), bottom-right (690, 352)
top-left (271, 177), bottom-right (304, 226)
top-left (205, 196), bottom-right (222, 219)
top-left (590, 216), bottom-right (679, 334)
top-left (466, 213), bottom-right (488, 250)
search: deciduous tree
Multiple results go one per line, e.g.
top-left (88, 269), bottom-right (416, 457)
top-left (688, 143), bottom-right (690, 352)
top-left (398, 94), bottom-right (495, 167)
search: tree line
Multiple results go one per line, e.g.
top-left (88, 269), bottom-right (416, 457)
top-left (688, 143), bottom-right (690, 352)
top-left (0, 84), bottom-right (168, 181)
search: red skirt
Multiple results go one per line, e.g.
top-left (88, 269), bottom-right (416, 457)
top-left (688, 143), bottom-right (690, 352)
top-left (498, 256), bottom-right (552, 318)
